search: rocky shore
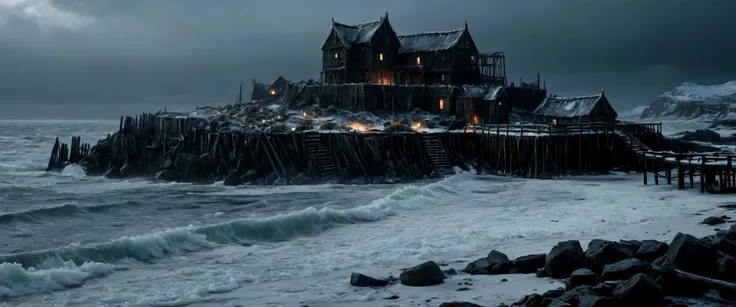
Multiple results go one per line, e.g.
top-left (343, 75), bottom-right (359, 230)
top-left (347, 217), bottom-right (736, 306)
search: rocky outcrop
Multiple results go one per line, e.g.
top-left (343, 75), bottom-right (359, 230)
top-left (640, 81), bottom-right (736, 119)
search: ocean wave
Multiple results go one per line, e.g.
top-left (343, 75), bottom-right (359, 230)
top-left (0, 201), bottom-right (142, 225)
top-left (0, 172), bottom-right (467, 270)
top-left (0, 258), bottom-right (125, 300)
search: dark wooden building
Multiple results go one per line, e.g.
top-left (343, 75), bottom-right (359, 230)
top-left (532, 91), bottom-right (618, 125)
top-left (457, 85), bottom-right (509, 124)
top-left (321, 14), bottom-right (482, 86)
top-left (251, 76), bottom-right (290, 101)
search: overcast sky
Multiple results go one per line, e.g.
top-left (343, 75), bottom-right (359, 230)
top-left (1, 0), bottom-right (735, 118)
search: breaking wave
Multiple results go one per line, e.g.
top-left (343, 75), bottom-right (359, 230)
top-left (0, 201), bottom-right (142, 224)
top-left (0, 171), bottom-right (466, 268)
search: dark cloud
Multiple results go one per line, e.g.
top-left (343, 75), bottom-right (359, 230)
top-left (1, 0), bottom-right (735, 117)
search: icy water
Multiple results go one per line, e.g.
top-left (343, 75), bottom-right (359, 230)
top-left (0, 120), bottom-right (733, 306)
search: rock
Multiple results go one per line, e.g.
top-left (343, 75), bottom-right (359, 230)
top-left (223, 171), bottom-right (246, 186)
top-left (666, 232), bottom-right (720, 277)
top-left (590, 282), bottom-right (616, 297)
top-left (567, 268), bottom-right (599, 289)
top-left (512, 293), bottom-right (542, 307)
top-left (463, 250), bottom-right (514, 275)
top-left (656, 268), bottom-right (708, 297)
top-left (289, 172), bottom-right (311, 185)
top-left (584, 240), bottom-right (634, 274)
top-left (618, 240), bottom-right (642, 255)
top-left (161, 158), bottom-right (174, 170)
top-left (635, 240), bottom-right (669, 262)
top-left (708, 237), bottom-right (736, 257)
top-left (443, 268), bottom-right (457, 276)
top-left (438, 302), bottom-right (484, 307)
top-left (273, 177), bottom-right (287, 185)
top-left (717, 256), bottom-right (736, 282)
top-left (703, 216), bottom-right (726, 226)
top-left (556, 286), bottom-right (613, 307)
top-left (546, 240), bottom-right (586, 279)
top-left (350, 273), bottom-right (389, 287)
top-left (600, 258), bottom-right (651, 281)
top-left (650, 256), bottom-right (666, 274)
top-left (612, 273), bottom-right (664, 305)
top-left (546, 299), bottom-right (572, 307)
top-left (680, 129), bottom-right (722, 142)
top-left (400, 261), bottom-right (445, 287)
top-left (726, 224), bottom-right (736, 240)
top-left (514, 254), bottom-right (547, 274)
top-left (536, 268), bottom-right (548, 278)
top-left (542, 288), bottom-right (565, 299)
top-left (383, 295), bottom-right (399, 300)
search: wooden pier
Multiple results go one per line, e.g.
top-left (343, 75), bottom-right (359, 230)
top-left (44, 113), bottom-right (665, 185)
top-left (642, 151), bottom-right (736, 194)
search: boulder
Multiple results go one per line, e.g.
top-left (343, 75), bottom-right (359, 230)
top-left (584, 240), bottom-right (633, 274)
top-left (703, 216), bottom-right (726, 226)
top-left (708, 237), bottom-right (736, 257)
top-left (556, 286), bottom-right (613, 307)
top-left (567, 268), bottom-right (599, 289)
top-left (601, 258), bottom-right (651, 281)
top-left (536, 268), bottom-right (548, 278)
top-left (666, 233), bottom-right (719, 277)
top-left (717, 256), bottom-right (736, 282)
top-left (514, 254), bottom-right (547, 274)
top-left (350, 273), bottom-right (389, 287)
top-left (726, 224), bottom-right (736, 241)
top-left (618, 240), bottom-right (642, 255)
top-left (513, 293), bottom-right (543, 307)
top-left (546, 240), bottom-right (586, 279)
top-left (438, 302), bottom-right (484, 307)
top-left (635, 240), bottom-right (669, 262)
top-left (400, 261), bottom-right (445, 287)
top-left (542, 288), bottom-right (566, 300)
top-left (612, 273), bottom-right (664, 305)
top-left (590, 282), bottom-right (616, 297)
top-left (546, 299), bottom-right (572, 307)
top-left (463, 250), bottom-right (514, 275)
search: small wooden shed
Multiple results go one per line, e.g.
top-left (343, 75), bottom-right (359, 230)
top-left (532, 91), bottom-right (617, 125)
top-left (457, 85), bottom-right (509, 124)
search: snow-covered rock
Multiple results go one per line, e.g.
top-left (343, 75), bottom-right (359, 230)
top-left (640, 81), bottom-right (736, 119)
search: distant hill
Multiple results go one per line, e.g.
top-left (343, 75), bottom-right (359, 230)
top-left (640, 81), bottom-right (736, 119)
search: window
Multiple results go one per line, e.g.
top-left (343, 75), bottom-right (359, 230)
top-left (440, 74), bottom-right (445, 82)
top-left (416, 56), bottom-right (421, 65)
top-left (379, 53), bottom-right (384, 61)
top-left (439, 99), bottom-right (445, 110)
top-left (471, 55), bottom-right (475, 61)
top-left (552, 119), bottom-right (558, 126)
top-left (334, 52), bottom-right (339, 59)
top-left (441, 54), bottom-right (446, 61)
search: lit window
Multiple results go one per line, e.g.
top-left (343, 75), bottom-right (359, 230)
top-left (471, 55), bottom-right (475, 61)
top-left (498, 101), bottom-right (502, 106)
top-left (270, 89), bottom-right (276, 95)
top-left (379, 53), bottom-right (384, 61)
top-left (439, 99), bottom-right (445, 110)
top-left (416, 56), bottom-right (421, 65)
top-left (552, 119), bottom-right (557, 125)
top-left (334, 53), bottom-right (339, 59)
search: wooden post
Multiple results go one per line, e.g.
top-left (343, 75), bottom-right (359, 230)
top-left (643, 154), bottom-right (648, 185)
top-left (700, 156), bottom-right (706, 193)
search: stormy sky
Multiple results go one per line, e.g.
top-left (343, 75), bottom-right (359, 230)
top-left (1, 0), bottom-right (735, 119)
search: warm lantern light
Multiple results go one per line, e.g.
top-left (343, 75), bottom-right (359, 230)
top-left (498, 101), bottom-right (502, 106)
top-left (303, 112), bottom-right (308, 117)
top-left (416, 56), bottom-right (421, 65)
top-left (269, 89), bottom-right (276, 95)
top-left (262, 119), bottom-right (266, 123)
top-left (291, 127), bottom-right (296, 131)
top-left (379, 53), bottom-right (384, 61)
top-left (473, 115), bottom-right (480, 124)
top-left (439, 99), bottom-right (445, 110)
top-left (411, 121), bottom-right (425, 131)
top-left (471, 55), bottom-right (475, 61)
top-left (348, 122), bottom-right (373, 132)
top-left (552, 119), bottom-right (558, 125)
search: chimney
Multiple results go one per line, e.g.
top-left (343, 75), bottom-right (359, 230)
top-left (385, 12), bottom-right (388, 19)
top-left (464, 20), bottom-right (468, 29)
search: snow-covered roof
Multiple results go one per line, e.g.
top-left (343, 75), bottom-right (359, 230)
top-left (533, 94), bottom-right (605, 118)
top-left (331, 19), bottom-right (384, 47)
top-left (397, 29), bottom-right (464, 54)
top-left (460, 85), bottom-right (505, 101)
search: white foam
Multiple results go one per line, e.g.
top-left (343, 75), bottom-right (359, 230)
top-left (0, 260), bottom-right (121, 299)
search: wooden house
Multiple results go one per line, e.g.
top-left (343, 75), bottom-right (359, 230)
top-left (396, 23), bottom-right (481, 86)
top-left (321, 15), bottom-right (482, 87)
top-left (457, 85), bottom-right (508, 124)
top-left (321, 13), bottom-right (400, 85)
top-left (532, 91), bottom-right (617, 125)
top-left (250, 76), bottom-right (290, 102)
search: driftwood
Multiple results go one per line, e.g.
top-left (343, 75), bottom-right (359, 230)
top-left (661, 263), bottom-right (736, 295)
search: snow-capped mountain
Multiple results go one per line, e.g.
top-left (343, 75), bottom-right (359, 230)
top-left (640, 81), bottom-right (736, 119)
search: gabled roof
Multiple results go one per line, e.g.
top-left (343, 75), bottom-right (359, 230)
top-left (533, 93), bottom-right (612, 118)
top-left (397, 29), bottom-right (464, 54)
top-left (461, 85), bottom-right (505, 101)
top-left (328, 19), bottom-right (384, 48)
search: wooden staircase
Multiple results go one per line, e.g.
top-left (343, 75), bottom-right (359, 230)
top-left (303, 132), bottom-right (337, 177)
top-left (422, 135), bottom-right (454, 175)
top-left (615, 128), bottom-right (651, 155)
